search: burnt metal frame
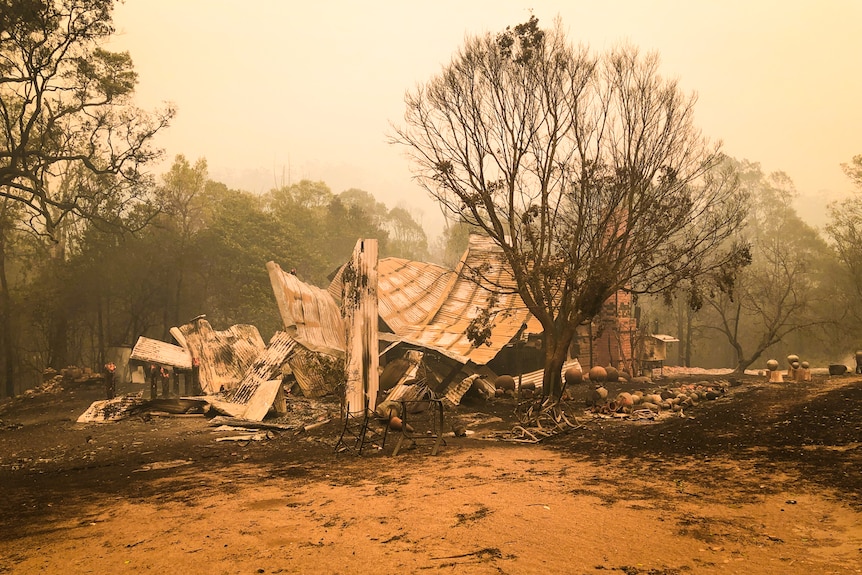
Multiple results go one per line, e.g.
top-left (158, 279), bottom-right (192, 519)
top-left (391, 396), bottom-right (446, 456)
top-left (334, 398), bottom-right (389, 455)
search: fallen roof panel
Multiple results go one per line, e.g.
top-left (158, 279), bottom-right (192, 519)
top-left (268, 261), bottom-right (345, 357)
top-left (170, 319), bottom-right (266, 394)
top-left (330, 257), bottom-right (453, 333)
top-left (396, 234), bottom-right (542, 366)
top-left (130, 336), bottom-right (192, 370)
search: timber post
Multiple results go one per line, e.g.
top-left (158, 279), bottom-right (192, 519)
top-left (191, 358), bottom-right (201, 395)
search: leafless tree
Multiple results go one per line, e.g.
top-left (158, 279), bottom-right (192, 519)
top-left (391, 17), bottom-right (748, 400)
top-left (703, 161), bottom-right (833, 372)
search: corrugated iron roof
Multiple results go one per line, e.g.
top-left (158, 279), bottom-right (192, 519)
top-left (129, 336), bottom-right (192, 370)
top-left (330, 234), bottom-right (546, 367)
top-left (330, 257), bottom-right (453, 333)
top-left (395, 234), bottom-right (542, 365)
top-left (268, 261), bottom-right (346, 357)
top-left (376, 258), bottom-right (453, 332)
top-left (170, 319), bottom-right (265, 394)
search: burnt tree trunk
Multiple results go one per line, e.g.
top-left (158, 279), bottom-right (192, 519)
top-left (541, 325), bottom-right (576, 402)
top-left (48, 309), bottom-right (69, 370)
top-left (0, 229), bottom-right (14, 398)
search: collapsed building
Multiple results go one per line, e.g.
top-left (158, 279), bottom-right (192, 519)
top-left (107, 234), bottom-right (639, 423)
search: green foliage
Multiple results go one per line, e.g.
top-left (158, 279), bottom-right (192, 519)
top-left (0, 0), bottom-right (172, 384)
top-left (430, 218), bottom-right (473, 268)
top-left (265, 180), bottom-right (394, 285)
top-left (13, 171), bottom-right (416, 380)
top-left (496, 14), bottom-right (545, 64)
top-left (386, 205), bottom-right (428, 261)
top-left (466, 292), bottom-right (498, 347)
top-left (0, 0), bottom-right (173, 240)
top-left (0, 4), bottom-right (434, 392)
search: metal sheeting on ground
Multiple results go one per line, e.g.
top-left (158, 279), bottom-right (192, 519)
top-left (267, 261), bottom-right (345, 357)
top-left (170, 318), bottom-right (266, 394)
top-left (218, 330), bottom-right (344, 420)
top-left (76, 394), bottom-right (145, 423)
top-left (228, 331), bottom-right (297, 405)
top-left (213, 331), bottom-right (298, 421)
top-left (517, 359), bottom-right (582, 392)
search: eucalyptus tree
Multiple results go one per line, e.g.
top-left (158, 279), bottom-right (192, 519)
top-left (386, 205), bottom-right (428, 261)
top-left (702, 160), bottom-right (833, 372)
top-left (827, 156), bottom-right (862, 308)
top-left (0, 0), bottom-right (173, 242)
top-left (392, 17), bottom-right (748, 400)
top-left (0, 0), bottom-right (172, 377)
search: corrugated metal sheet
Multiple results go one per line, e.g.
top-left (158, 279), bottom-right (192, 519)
top-left (330, 257), bottom-right (453, 333)
top-left (443, 373), bottom-right (481, 406)
top-left (130, 336), bottom-right (192, 370)
top-left (286, 346), bottom-right (341, 398)
top-left (382, 350), bottom-right (424, 401)
top-left (396, 234), bottom-right (542, 365)
top-left (267, 261), bottom-right (346, 357)
top-left (329, 235), bottom-right (545, 367)
top-left (171, 319), bottom-right (266, 394)
top-left (228, 331), bottom-right (297, 405)
top-left (517, 358), bottom-right (582, 391)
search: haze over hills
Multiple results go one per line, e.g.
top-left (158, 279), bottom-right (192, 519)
top-left (209, 162), bottom-right (852, 244)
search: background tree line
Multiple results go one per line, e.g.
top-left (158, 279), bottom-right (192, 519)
top-left (640, 156), bottom-right (862, 373)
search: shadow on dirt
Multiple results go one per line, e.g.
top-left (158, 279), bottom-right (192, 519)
top-left (550, 376), bottom-right (862, 504)
top-left (1, 374), bottom-right (860, 541)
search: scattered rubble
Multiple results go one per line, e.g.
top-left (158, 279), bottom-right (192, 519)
top-left (76, 393), bottom-right (145, 423)
top-left (584, 380), bottom-right (730, 420)
top-left (64, 238), bottom-right (854, 458)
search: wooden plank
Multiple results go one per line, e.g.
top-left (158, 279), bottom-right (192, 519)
top-left (343, 239), bottom-right (379, 416)
top-left (208, 416), bottom-right (297, 431)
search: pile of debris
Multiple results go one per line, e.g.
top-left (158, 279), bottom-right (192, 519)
top-left (34, 366), bottom-right (103, 396)
top-left (585, 380), bottom-right (730, 420)
top-left (74, 237), bottom-right (654, 450)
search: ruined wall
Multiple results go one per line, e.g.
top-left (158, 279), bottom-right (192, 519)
top-left (587, 290), bottom-right (636, 373)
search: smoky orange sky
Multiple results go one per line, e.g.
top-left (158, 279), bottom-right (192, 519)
top-left (110, 0), bottom-right (862, 237)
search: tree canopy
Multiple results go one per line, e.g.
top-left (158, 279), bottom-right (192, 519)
top-left (0, 0), bottom-right (174, 241)
top-left (0, 0), bottom-right (172, 394)
top-left (698, 159), bottom-right (833, 372)
top-left (392, 16), bottom-right (749, 399)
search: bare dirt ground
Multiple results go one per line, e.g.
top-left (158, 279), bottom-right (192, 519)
top-left (0, 372), bottom-right (860, 575)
